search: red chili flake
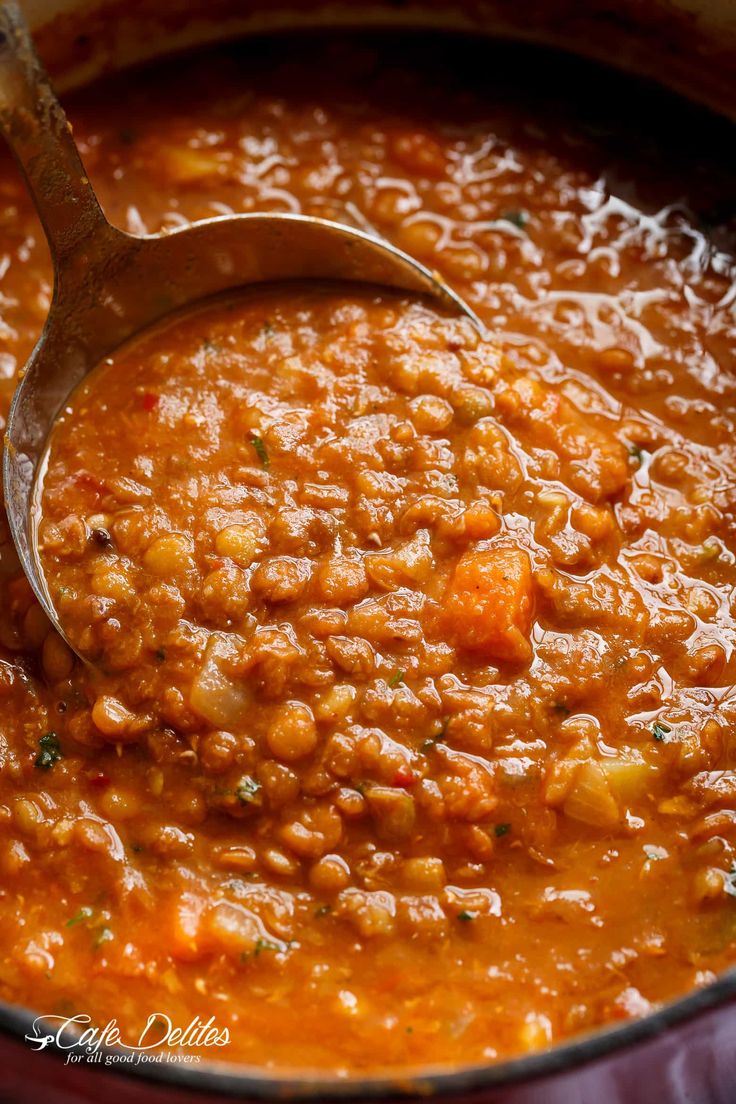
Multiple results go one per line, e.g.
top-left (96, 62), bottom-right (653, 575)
top-left (89, 772), bottom-right (111, 789)
top-left (392, 765), bottom-right (416, 789)
top-left (142, 392), bottom-right (159, 412)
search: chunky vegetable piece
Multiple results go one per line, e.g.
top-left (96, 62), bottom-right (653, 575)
top-left (443, 547), bottom-right (534, 663)
top-left (0, 30), bottom-right (735, 1075)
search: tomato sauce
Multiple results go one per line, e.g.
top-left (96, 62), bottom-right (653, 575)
top-left (2, 33), bottom-right (736, 1073)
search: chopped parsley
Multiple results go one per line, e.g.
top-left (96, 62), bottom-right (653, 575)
top-left (652, 721), bottom-right (672, 742)
top-left (235, 776), bottom-right (262, 805)
top-left (552, 701), bottom-right (570, 716)
top-left (388, 668), bottom-right (406, 688)
top-left (421, 717), bottom-right (448, 752)
top-left (494, 823), bottom-right (511, 838)
top-left (35, 732), bottom-right (61, 771)
top-left (66, 906), bottom-right (93, 928)
top-left (457, 910), bottom-right (477, 922)
top-left (628, 443), bottom-right (645, 464)
top-left (254, 938), bottom-right (282, 956)
top-left (249, 433), bottom-right (270, 468)
top-left (501, 209), bottom-right (528, 229)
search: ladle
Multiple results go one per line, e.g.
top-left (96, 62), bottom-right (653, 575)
top-left (0, 2), bottom-right (480, 655)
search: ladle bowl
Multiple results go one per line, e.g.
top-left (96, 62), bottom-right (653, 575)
top-left (0, 1), bottom-right (479, 654)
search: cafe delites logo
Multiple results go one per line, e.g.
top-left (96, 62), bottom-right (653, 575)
top-left (25, 1012), bottom-right (231, 1066)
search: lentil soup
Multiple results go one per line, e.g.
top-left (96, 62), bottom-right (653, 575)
top-left (3, 32), bottom-right (736, 1073)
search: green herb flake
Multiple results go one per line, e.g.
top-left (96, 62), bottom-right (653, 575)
top-left (494, 823), bottom-right (511, 838)
top-left (422, 717), bottom-right (449, 753)
top-left (652, 721), bottom-right (672, 742)
top-left (249, 433), bottom-right (270, 469)
top-left (628, 443), bottom-right (645, 464)
top-left (552, 701), bottom-right (570, 716)
top-left (35, 732), bottom-right (62, 771)
top-left (235, 776), bottom-right (262, 806)
top-left (388, 668), bottom-right (406, 689)
top-left (501, 209), bottom-right (528, 229)
top-left (66, 906), bottom-right (93, 928)
top-left (93, 926), bottom-right (114, 949)
top-left (254, 938), bottom-right (281, 956)
top-left (457, 910), bottom-right (477, 922)
top-left (261, 320), bottom-right (274, 337)
top-left (154, 647), bottom-right (166, 662)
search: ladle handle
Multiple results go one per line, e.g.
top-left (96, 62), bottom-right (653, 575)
top-left (0, 3), bottom-right (110, 270)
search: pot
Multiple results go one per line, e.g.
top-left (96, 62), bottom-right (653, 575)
top-left (1, 1), bottom-right (735, 1100)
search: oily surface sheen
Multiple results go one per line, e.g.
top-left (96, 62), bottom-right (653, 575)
top-left (3, 34), bottom-right (736, 1072)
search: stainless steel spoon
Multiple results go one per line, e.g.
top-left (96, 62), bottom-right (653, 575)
top-left (0, 2), bottom-right (479, 655)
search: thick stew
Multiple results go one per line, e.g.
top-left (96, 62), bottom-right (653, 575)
top-left (1, 33), bottom-right (736, 1073)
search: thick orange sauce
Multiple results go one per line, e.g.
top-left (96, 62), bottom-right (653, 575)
top-left (2, 34), bottom-right (736, 1073)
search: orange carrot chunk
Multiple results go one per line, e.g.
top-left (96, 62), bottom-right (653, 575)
top-left (443, 547), bottom-right (534, 664)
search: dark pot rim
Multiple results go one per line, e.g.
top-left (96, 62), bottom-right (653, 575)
top-left (2, 963), bottom-right (736, 1098)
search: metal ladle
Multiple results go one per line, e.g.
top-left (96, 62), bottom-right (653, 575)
top-left (0, 2), bottom-right (479, 656)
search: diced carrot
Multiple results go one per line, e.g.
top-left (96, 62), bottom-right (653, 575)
top-left (443, 547), bottom-right (534, 664)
